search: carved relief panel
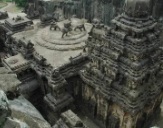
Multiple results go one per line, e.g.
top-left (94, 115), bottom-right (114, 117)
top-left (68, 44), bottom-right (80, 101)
top-left (91, 58), bottom-right (100, 69)
top-left (82, 84), bottom-right (95, 101)
top-left (128, 53), bottom-right (143, 62)
top-left (82, 84), bottom-right (97, 117)
top-left (108, 104), bottom-right (126, 128)
top-left (127, 79), bottom-right (138, 90)
top-left (97, 95), bottom-right (108, 123)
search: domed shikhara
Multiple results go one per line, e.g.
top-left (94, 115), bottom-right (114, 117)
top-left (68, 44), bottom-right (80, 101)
top-left (124, 0), bottom-right (151, 18)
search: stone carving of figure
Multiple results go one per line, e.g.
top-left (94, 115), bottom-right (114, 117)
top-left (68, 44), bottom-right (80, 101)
top-left (61, 21), bottom-right (72, 38)
top-left (14, 16), bottom-right (24, 22)
top-left (74, 19), bottom-right (86, 31)
top-left (52, 69), bottom-right (60, 78)
top-left (27, 3), bottom-right (35, 18)
top-left (0, 11), bottom-right (8, 20)
top-left (53, 6), bottom-right (64, 22)
top-left (50, 21), bottom-right (59, 31)
top-left (38, 5), bottom-right (45, 17)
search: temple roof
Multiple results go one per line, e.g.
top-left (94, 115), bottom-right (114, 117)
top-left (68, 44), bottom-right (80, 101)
top-left (3, 54), bottom-right (30, 73)
top-left (11, 19), bottom-right (92, 69)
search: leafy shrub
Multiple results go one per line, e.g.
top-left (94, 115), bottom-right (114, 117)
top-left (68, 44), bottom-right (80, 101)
top-left (14, 0), bottom-right (27, 7)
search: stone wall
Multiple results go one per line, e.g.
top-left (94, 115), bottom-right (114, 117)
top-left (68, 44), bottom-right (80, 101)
top-left (82, 84), bottom-right (163, 128)
top-left (151, 0), bottom-right (163, 19)
top-left (27, 0), bottom-right (163, 24)
top-left (78, 0), bottom-right (125, 25)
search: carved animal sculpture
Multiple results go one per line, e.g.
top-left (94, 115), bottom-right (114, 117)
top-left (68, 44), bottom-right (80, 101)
top-left (50, 22), bottom-right (60, 31)
top-left (40, 14), bottom-right (53, 23)
top-left (50, 21), bottom-right (72, 38)
top-left (27, 3), bottom-right (35, 18)
top-left (0, 11), bottom-right (8, 20)
top-left (15, 16), bottom-right (24, 22)
top-left (61, 22), bottom-right (72, 38)
top-left (61, 27), bottom-right (72, 38)
top-left (74, 24), bottom-right (86, 31)
top-left (92, 18), bottom-right (101, 25)
top-left (53, 12), bottom-right (60, 22)
top-left (92, 18), bottom-right (104, 28)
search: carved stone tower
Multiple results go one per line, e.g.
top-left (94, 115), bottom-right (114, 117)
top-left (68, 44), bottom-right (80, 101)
top-left (80, 0), bottom-right (163, 128)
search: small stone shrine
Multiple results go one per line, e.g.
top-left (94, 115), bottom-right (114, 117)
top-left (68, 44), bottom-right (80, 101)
top-left (4, 16), bottom-right (33, 33)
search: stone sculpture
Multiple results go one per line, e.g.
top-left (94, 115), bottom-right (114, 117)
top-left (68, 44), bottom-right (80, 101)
top-left (74, 24), bottom-right (86, 31)
top-left (50, 21), bottom-right (60, 31)
top-left (26, 3), bottom-right (39, 19)
top-left (61, 22), bottom-right (72, 38)
top-left (40, 14), bottom-right (53, 23)
top-left (49, 21), bottom-right (73, 38)
top-left (14, 16), bottom-right (24, 22)
top-left (0, 11), bottom-right (8, 20)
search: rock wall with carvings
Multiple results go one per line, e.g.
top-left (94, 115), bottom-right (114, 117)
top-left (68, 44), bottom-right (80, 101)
top-left (26, 0), bottom-right (163, 24)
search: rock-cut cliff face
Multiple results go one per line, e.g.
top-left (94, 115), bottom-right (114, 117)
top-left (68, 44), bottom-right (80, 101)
top-left (82, 0), bottom-right (163, 24)
top-left (83, 0), bottom-right (125, 25)
top-left (26, 0), bottom-right (163, 25)
top-left (151, 0), bottom-right (163, 19)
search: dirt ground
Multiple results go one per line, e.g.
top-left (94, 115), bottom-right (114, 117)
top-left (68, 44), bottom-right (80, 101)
top-left (0, 2), bottom-right (7, 9)
top-left (2, 2), bottom-right (22, 13)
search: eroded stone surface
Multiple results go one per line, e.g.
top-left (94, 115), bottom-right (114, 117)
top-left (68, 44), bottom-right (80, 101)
top-left (9, 96), bottom-right (51, 128)
top-left (0, 67), bottom-right (21, 92)
top-left (53, 110), bottom-right (89, 128)
top-left (3, 118), bottom-right (29, 128)
top-left (0, 90), bottom-right (10, 127)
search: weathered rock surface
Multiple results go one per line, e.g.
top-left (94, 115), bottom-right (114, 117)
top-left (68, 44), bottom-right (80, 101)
top-left (3, 117), bottom-right (29, 128)
top-left (0, 67), bottom-right (21, 92)
top-left (53, 110), bottom-right (88, 128)
top-left (0, 90), bottom-right (10, 127)
top-left (9, 96), bottom-right (51, 128)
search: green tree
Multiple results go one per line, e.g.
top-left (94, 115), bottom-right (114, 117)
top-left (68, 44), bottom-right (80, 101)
top-left (14, 0), bottom-right (27, 7)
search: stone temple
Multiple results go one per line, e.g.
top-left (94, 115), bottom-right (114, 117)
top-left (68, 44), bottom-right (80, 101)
top-left (80, 0), bottom-right (163, 127)
top-left (0, 0), bottom-right (163, 128)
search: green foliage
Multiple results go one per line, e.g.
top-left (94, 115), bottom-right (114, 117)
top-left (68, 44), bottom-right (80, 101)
top-left (5, 0), bottom-right (12, 2)
top-left (0, 1), bottom-right (7, 9)
top-left (14, 0), bottom-right (26, 7)
top-left (0, 0), bottom-right (12, 2)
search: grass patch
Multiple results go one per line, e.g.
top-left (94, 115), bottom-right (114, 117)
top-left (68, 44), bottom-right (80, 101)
top-left (0, 2), bottom-right (23, 13)
top-left (0, 2), bottom-right (7, 9)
